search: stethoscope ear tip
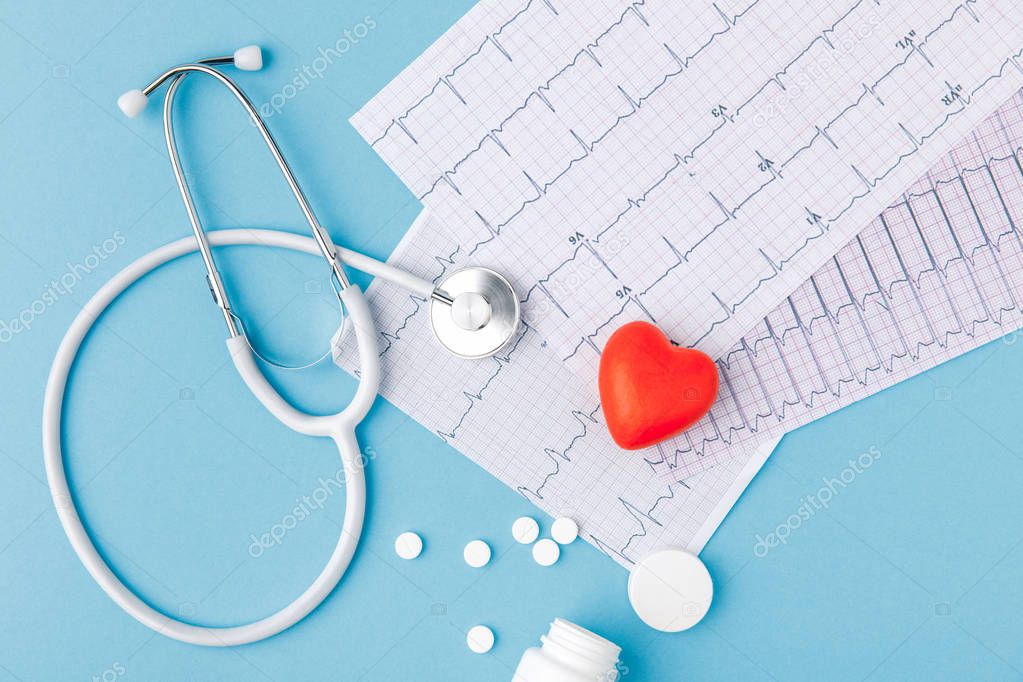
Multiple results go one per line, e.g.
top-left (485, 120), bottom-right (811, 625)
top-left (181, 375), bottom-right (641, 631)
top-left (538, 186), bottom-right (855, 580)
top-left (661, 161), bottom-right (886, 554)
top-left (117, 89), bottom-right (148, 118)
top-left (233, 45), bottom-right (263, 71)
top-left (117, 45), bottom-right (264, 119)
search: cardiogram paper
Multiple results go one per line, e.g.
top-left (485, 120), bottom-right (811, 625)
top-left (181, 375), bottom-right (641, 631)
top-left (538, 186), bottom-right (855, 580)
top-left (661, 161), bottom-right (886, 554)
top-left (354, 0), bottom-right (1023, 369)
top-left (337, 208), bottom-right (784, 563)
top-left (337, 0), bottom-right (1023, 566)
top-left (340, 89), bottom-right (1023, 565)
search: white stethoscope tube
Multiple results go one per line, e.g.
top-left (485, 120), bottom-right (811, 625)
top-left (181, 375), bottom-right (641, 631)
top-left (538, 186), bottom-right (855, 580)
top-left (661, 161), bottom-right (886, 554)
top-left (43, 229), bottom-right (378, 647)
top-left (336, 214), bottom-right (436, 299)
top-left (45, 47), bottom-right (398, 648)
top-left (46, 46), bottom-right (520, 647)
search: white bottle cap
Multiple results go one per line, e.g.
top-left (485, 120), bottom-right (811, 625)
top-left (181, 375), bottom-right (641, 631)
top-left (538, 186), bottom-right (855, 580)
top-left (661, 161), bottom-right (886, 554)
top-left (628, 548), bottom-right (713, 632)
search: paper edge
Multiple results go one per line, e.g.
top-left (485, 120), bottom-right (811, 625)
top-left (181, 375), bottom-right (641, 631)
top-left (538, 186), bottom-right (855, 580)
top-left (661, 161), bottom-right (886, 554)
top-left (687, 435), bottom-right (783, 554)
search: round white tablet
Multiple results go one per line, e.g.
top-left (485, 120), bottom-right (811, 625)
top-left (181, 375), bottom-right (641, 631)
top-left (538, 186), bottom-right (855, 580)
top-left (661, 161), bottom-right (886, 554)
top-left (551, 517), bottom-right (579, 545)
top-left (532, 538), bottom-right (561, 566)
top-left (628, 548), bottom-right (713, 632)
top-left (463, 540), bottom-right (492, 568)
top-left (512, 516), bottom-right (540, 544)
top-left (394, 532), bottom-right (423, 560)
top-left (466, 624), bottom-right (495, 654)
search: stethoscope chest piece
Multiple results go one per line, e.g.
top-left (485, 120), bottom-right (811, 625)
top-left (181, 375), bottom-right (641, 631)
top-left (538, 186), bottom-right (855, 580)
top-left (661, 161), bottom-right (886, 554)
top-left (431, 267), bottom-right (520, 359)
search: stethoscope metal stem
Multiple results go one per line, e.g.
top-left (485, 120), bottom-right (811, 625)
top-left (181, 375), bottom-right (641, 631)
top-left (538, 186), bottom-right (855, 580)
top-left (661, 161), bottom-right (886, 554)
top-left (134, 50), bottom-right (520, 359)
top-left (431, 289), bottom-right (455, 306)
top-left (162, 70), bottom-right (238, 335)
top-left (147, 61), bottom-right (352, 336)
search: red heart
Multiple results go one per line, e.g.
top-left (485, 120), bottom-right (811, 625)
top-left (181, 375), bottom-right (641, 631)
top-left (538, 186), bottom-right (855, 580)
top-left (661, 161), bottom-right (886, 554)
top-left (599, 321), bottom-right (719, 450)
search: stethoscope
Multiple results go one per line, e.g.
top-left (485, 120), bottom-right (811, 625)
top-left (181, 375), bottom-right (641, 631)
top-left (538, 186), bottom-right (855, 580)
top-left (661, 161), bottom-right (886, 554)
top-left (42, 45), bottom-right (520, 647)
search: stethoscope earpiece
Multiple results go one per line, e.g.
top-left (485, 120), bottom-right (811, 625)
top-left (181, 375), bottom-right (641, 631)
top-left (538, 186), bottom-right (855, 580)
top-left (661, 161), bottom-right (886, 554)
top-left (116, 45), bottom-right (263, 118)
top-left (232, 44), bottom-right (263, 71)
top-left (116, 89), bottom-right (148, 118)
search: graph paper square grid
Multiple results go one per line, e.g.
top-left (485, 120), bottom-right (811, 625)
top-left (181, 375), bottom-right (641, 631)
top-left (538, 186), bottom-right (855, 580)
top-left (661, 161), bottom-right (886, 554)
top-left (341, 1), bottom-right (1023, 565)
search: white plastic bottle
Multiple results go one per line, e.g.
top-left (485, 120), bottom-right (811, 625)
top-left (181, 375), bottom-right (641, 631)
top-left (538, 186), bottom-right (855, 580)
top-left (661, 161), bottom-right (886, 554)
top-left (511, 618), bottom-right (622, 682)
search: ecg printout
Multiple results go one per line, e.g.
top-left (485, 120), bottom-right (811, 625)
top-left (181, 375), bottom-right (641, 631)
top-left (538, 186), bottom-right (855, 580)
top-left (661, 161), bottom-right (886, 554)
top-left (338, 90), bottom-right (1023, 566)
top-left (353, 0), bottom-right (1023, 367)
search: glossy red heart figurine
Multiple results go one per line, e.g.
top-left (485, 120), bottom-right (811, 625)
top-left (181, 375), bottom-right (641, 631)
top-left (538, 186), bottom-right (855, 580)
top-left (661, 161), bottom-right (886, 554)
top-left (599, 321), bottom-right (719, 450)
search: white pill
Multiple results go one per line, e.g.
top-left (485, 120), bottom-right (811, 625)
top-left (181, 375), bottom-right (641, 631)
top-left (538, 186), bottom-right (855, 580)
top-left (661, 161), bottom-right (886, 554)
top-left (466, 624), bottom-right (495, 654)
top-left (463, 540), bottom-right (492, 568)
top-left (628, 548), bottom-right (713, 632)
top-left (394, 532), bottom-right (423, 560)
top-left (532, 538), bottom-right (560, 566)
top-left (512, 516), bottom-right (540, 544)
top-left (551, 517), bottom-right (579, 545)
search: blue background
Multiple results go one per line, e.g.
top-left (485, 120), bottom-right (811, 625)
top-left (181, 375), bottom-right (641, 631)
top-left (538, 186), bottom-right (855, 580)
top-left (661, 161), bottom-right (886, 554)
top-left (2, 1), bottom-right (1022, 680)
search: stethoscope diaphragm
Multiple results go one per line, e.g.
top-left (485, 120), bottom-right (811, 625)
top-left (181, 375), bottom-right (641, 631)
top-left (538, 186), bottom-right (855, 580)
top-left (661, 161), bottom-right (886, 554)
top-left (430, 267), bottom-right (520, 359)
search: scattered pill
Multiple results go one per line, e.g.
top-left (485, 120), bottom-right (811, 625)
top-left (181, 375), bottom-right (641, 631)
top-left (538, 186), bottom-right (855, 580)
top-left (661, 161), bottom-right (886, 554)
top-left (628, 548), bottom-right (713, 632)
top-left (394, 532), bottom-right (423, 560)
top-left (551, 517), bottom-right (579, 545)
top-left (532, 538), bottom-right (560, 566)
top-left (512, 516), bottom-right (540, 544)
top-left (467, 624), bottom-right (495, 654)
top-left (463, 540), bottom-right (492, 568)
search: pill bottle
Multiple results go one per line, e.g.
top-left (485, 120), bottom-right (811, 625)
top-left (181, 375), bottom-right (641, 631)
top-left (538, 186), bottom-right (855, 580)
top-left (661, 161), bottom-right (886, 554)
top-left (511, 618), bottom-right (621, 682)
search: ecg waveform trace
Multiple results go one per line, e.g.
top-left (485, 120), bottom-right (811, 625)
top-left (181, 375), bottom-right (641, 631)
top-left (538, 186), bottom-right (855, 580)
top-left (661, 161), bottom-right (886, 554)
top-left (341, 88), bottom-right (1023, 567)
top-left (654, 107), bottom-right (1023, 478)
top-left (359, 0), bottom-right (1023, 366)
top-left (343, 0), bottom-right (1023, 567)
